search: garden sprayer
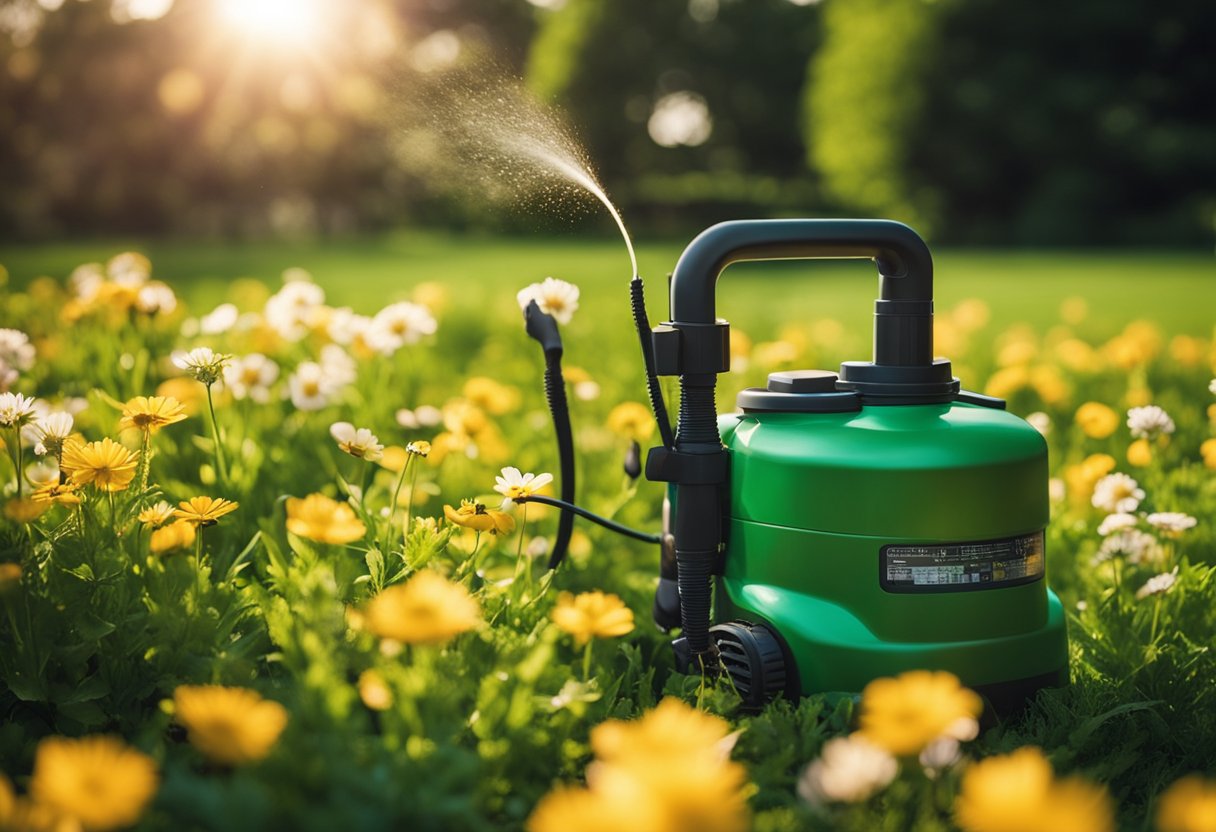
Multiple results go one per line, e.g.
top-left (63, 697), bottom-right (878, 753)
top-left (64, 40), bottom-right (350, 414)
top-left (520, 218), bottom-right (1069, 712)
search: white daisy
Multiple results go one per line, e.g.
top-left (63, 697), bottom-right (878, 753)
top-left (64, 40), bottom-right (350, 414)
top-left (367, 302), bottom-right (437, 354)
top-left (106, 252), bottom-right (151, 287)
top-left (1135, 568), bottom-right (1179, 600)
top-left (396, 405), bottom-right (442, 429)
top-left (1091, 472), bottom-right (1145, 514)
top-left (69, 263), bottom-right (106, 301)
top-left (31, 411), bottom-right (73, 457)
top-left (288, 361), bottom-right (337, 411)
top-left (1210, 378), bottom-right (1216, 395)
top-left (1097, 513), bottom-right (1138, 536)
top-left (200, 303), bottom-right (240, 335)
top-left (264, 279), bottom-right (326, 342)
top-left (329, 422), bottom-right (384, 461)
top-left (1145, 512), bottom-right (1197, 537)
top-left (516, 277), bottom-right (580, 325)
top-left (0, 392), bottom-right (39, 429)
top-left (0, 329), bottom-right (36, 373)
top-left (222, 354), bottom-right (280, 403)
top-left (1094, 529), bottom-right (1161, 566)
top-left (796, 735), bottom-right (898, 807)
top-left (1126, 405), bottom-right (1175, 440)
top-left (135, 282), bottom-right (177, 315)
top-left (493, 466), bottom-right (554, 508)
top-left (319, 344), bottom-right (358, 387)
top-left (326, 307), bottom-right (374, 346)
top-left (172, 346), bottom-right (231, 385)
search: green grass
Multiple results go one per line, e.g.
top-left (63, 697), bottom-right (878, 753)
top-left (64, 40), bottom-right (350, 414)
top-left (2, 233), bottom-right (1212, 343)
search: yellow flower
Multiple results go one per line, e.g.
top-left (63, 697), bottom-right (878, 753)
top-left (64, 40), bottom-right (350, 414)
top-left (285, 493), bottom-right (366, 545)
top-left (0, 562), bottom-right (22, 593)
top-left (358, 669), bottom-right (392, 711)
top-left (1200, 438), bottom-right (1216, 470)
top-left (857, 670), bottom-right (982, 756)
top-left (1128, 438), bottom-right (1153, 467)
top-left (1157, 774), bottom-right (1216, 832)
top-left (463, 376), bottom-right (520, 415)
top-left (174, 496), bottom-right (239, 527)
top-left (528, 783), bottom-right (665, 832)
top-left (29, 734), bottom-right (158, 832)
top-left (585, 699), bottom-right (750, 832)
top-left (955, 746), bottom-right (1114, 832)
top-left (984, 365), bottom-right (1030, 400)
top-left (363, 571), bottom-right (481, 644)
top-left (552, 591), bottom-right (635, 646)
top-left (155, 376), bottom-right (203, 416)
top-left (591, 697), bottom-right (734, 765)
top-left (118, 395), bottom-right (187, 434)
top-left (607, 402), bottom-right (656, 442)
top-left (3, 498), bottom-right (49, 524)
top-left (138, 501), bottom-right (176, 528)
top-left (31, 480), bottom-right (82, 507)
top-left (150, 520), bottom-right (196, 555)
top-left (444, 500), bottom-right (515, 535)
top-left (173, 685), bottom-right (288, 766)
top-left (378, 445), bottom-right (410, 473)
top-left (60, 438), bottom-right (139, 492)
top-left (1063, 453), bottom-right (1117, 509)
top-left (1075, 402), bottom-right (1120, 439)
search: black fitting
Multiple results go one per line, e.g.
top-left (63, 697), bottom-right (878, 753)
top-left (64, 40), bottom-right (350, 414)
top-left (652, 321), bottom-right (730, 377)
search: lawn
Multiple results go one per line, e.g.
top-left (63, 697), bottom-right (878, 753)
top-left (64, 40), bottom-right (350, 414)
top-left (0, 233), bottom-right (1213, 832)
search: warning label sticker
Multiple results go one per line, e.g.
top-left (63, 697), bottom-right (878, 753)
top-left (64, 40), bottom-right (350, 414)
top-left (880, 531), bottom-right (1045, 593)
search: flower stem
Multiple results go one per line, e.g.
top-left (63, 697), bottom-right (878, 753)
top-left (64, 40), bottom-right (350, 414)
top-left (15, 434), bottom-right (23, 498)
top-left (517, 504), bottom-right (531, 598)
top-left (138, 431), bottom-right (151, 494)
top-left (205, 384), bottom-right (228, 486)
top-left (581, 640), bottom-right (593, 682)
top-left (383, 456), bottom-right (411, 558)
top-left (404, 459), bottom-right (420, 543)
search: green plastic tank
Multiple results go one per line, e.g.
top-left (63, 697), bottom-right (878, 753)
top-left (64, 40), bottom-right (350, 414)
top-left (647, 219), bottom-right (1068, 712)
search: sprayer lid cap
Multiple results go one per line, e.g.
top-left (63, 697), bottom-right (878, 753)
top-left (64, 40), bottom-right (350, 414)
top-left (767, 370), bottom-right (839, 394)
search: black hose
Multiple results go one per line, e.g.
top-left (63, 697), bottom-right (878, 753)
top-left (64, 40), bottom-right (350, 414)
top-left (514, 495), bottom-right (661, 544)
top-left (543, 352), bottom-right (576, 569)
top-left (523, 301), bottom-right (576, 571)
top-left (630, 276), bottom-right (675, 449)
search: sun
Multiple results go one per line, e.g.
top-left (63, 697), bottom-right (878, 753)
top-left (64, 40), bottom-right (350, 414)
top-left (213, 0), bottom-right (328, 46)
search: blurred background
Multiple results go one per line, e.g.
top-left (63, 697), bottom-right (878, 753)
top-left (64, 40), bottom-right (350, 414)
top-left (0, 0), bottom-right (1213, 246)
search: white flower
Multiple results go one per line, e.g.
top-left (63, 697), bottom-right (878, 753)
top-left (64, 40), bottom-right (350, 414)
top-left (1091, 472), bottom-right (1145, 513)
top-left (288, 362), bottom-right (338, 411)
top-left (1146, 512), bottom-right (1197, 537)
top-left (0, 364), bottom-right (16, 393)
top-left (326, 307), bottom-right (374, 346)
top-left (574, 380), bottom-right (600, 401)
top-left (1126, 405), bottom-right (1175, 440)
top-left (1209, 378), bottom-right (1216, 395)
top-left (1097, 513), bottom-right (1138, 536)
top-left (264, 280), bottom-right (326, 341)
top-left (367, 302), bottom-right (437, 354)
top-left (517, 277), bottom-right (580, 325)
top-left (200, 303), bottom-right (240, 335)
top-left (0, 329), bottom-right (36, 372)
top-left (0, 392), bottom-right (39, 428)
top-left (919, 737), bottom-right (962, 776)
top-left (493, 466), bottom-right (554, 507)
top-left (1048, 478), bottom-right (1066, 503)
top-left (106, 252), bottom-right (151, 287)
top-left (1135, 567), bottom-right (1179, 600)
top-left (1094, 529), bottom-right (1162, 566)
top-left (1026, 411), bottom-right (1051, 435)
top-left (222, 354), bottom-right (280, 403)
top-left (31, 412), bottom-right (73, 456)
top-left (69, 263), bottom-right (105, 301)
top-left (796, 735), bottom-right (898, 807)
top-left (396, 405), bottom-right (442, 429)
top-left (319, 344), bottom-right (358, 387)
top-left (172, 346), bottom-right (231, 385)
top-left (329, 422), bottom-right (384, 461)
top-left (135, 282), bottom-right (177, 315)
top-left (24, 459), bottom-right (59, 487)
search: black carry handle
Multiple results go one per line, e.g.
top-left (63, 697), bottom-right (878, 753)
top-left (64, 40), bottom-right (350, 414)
top-left (669, 219), bottom-right (934, 367)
